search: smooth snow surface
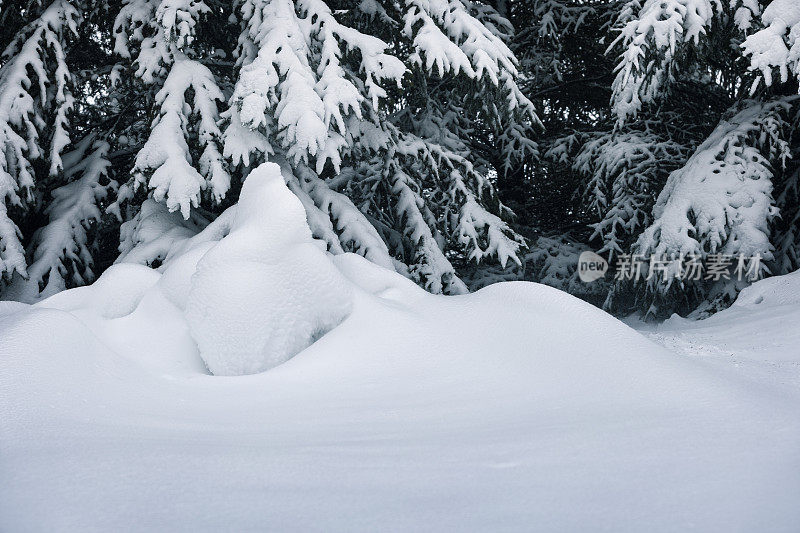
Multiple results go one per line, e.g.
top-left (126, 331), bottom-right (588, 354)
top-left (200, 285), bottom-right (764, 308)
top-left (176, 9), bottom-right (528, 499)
top-left (2, 187), bottom-right (800, 529)
top-left (639, 269), bottom-right (800, 392)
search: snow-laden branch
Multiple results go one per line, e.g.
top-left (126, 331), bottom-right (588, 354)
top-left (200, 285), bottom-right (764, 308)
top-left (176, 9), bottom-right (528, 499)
top-left (4, 137), bottom-right (116, 302)
top-left (742, 0), bottom-right (800, 93)
top-left (609, 0), bottom-right (718, 124)
top-left (403, 0), bottom-right (534, 115)
top-left (131, 56), bottom-right (230, 218)
top-left (114, 0), bottom-right (210, 82)
top-left (225, 0), bottom-right (405, 173)
top-left (634, 99), bottom-right (793, 290)
top-left (0, 0), bottom-right (79, 279)
top-left (291, 162), bottom-right (397, 270)
top-left (554, 129), bottom-right (689, 260)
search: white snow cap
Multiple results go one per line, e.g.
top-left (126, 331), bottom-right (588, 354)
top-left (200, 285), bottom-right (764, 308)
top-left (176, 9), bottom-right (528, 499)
top-left (185, 162), bottom-right (353, 375)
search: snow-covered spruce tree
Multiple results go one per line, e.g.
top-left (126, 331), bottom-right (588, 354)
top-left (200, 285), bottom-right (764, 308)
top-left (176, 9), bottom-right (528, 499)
top-left (599, 0), bottom-right (800, 318)
top-left (0, 0), bottom-right (86, 300)
top-left (606, 98), bottom-right (797, 318)
top-left (0, 0), bottom-right (537, 300)
top-left (107, 0), bottom-right (537, 295)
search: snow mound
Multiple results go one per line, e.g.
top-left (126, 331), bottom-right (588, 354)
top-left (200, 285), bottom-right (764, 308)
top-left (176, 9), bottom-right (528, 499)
top-left (734, 268), bottom-right (800, 307)
top-left (185, 162), bottom-right (353, 375)
top-left (28, 163), bottom-right (354, 377)
top-left (2, 169), bottom-right (800, 528)
top-left (640, 269), bottom-right (800, 394)
top-left (35, 259), bottom-right (205, 377)
top-left (2, 270), bottom-right (800, 530)
top-left (39, 263), bottom-right (161, 319)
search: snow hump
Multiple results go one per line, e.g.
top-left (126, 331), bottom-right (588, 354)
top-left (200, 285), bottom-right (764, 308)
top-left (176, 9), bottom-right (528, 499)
top-left (185, 162), bottom-right (353, 375)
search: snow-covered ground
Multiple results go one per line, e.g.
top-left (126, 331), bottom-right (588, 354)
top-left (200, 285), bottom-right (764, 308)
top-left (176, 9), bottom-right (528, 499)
top-left (2, 166), bottom-right (799, 531)
top-left (633, 270), bottom-right (800, 395)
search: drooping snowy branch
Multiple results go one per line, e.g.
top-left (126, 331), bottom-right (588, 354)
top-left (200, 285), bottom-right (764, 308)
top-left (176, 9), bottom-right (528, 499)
top-left (387, 156), bottom-right (469, 294)
top-left (633, 99), bottom-right (793, 292)
top-left (114, 0), bottom-right (210, 83)
top-left (131, 56), bottom-right (230, 218)
top-left (4, 137), bottom-right (116, 302)
top-left (0, 0), bottom-right (80, 279)
top-left (554, 128), bottom-right (689, 260)
top-left (343, 112), bottom-right (525, 294)
top-left (609, 0), bottom-right (718, 123)
top-left (224, 0), bottom-right (406, 173)
top-left (741, 0), bottom-right (800, 93)
top-left (403, 0), bottom-right (534, 115)
top-left (289, 162), bottom-right (397, 270)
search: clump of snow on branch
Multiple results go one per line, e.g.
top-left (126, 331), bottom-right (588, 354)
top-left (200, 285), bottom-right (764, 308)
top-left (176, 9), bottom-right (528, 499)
top-left (403, 0), bottom-right (533, 114)
top-left (224, 0), bottom-right (406, 173)
top-left (347, 113), bottom-right (525, 294)
top-left (610, 0), bottom-right (717, 123)
top-left (130, 56), bottom-right (230, 218)
top-left (185, 163), bottom-right (353, 375)
top-left (741, 0), bottom-right (800, 93)
top-left (114, 0), bottom-right (210, 83)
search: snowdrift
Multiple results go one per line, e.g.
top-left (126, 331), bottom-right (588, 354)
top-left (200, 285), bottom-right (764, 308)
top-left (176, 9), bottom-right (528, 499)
top-left (184, 163), bottom-right (352, 375)
top-left (31, 163), bottom-right (353, 376)
top-left (734, 268), bottom-right (800, 307)
top-left (1, 164), bottom-right (799, 530)
top-left (650, 268), bottom-right (800, 387)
